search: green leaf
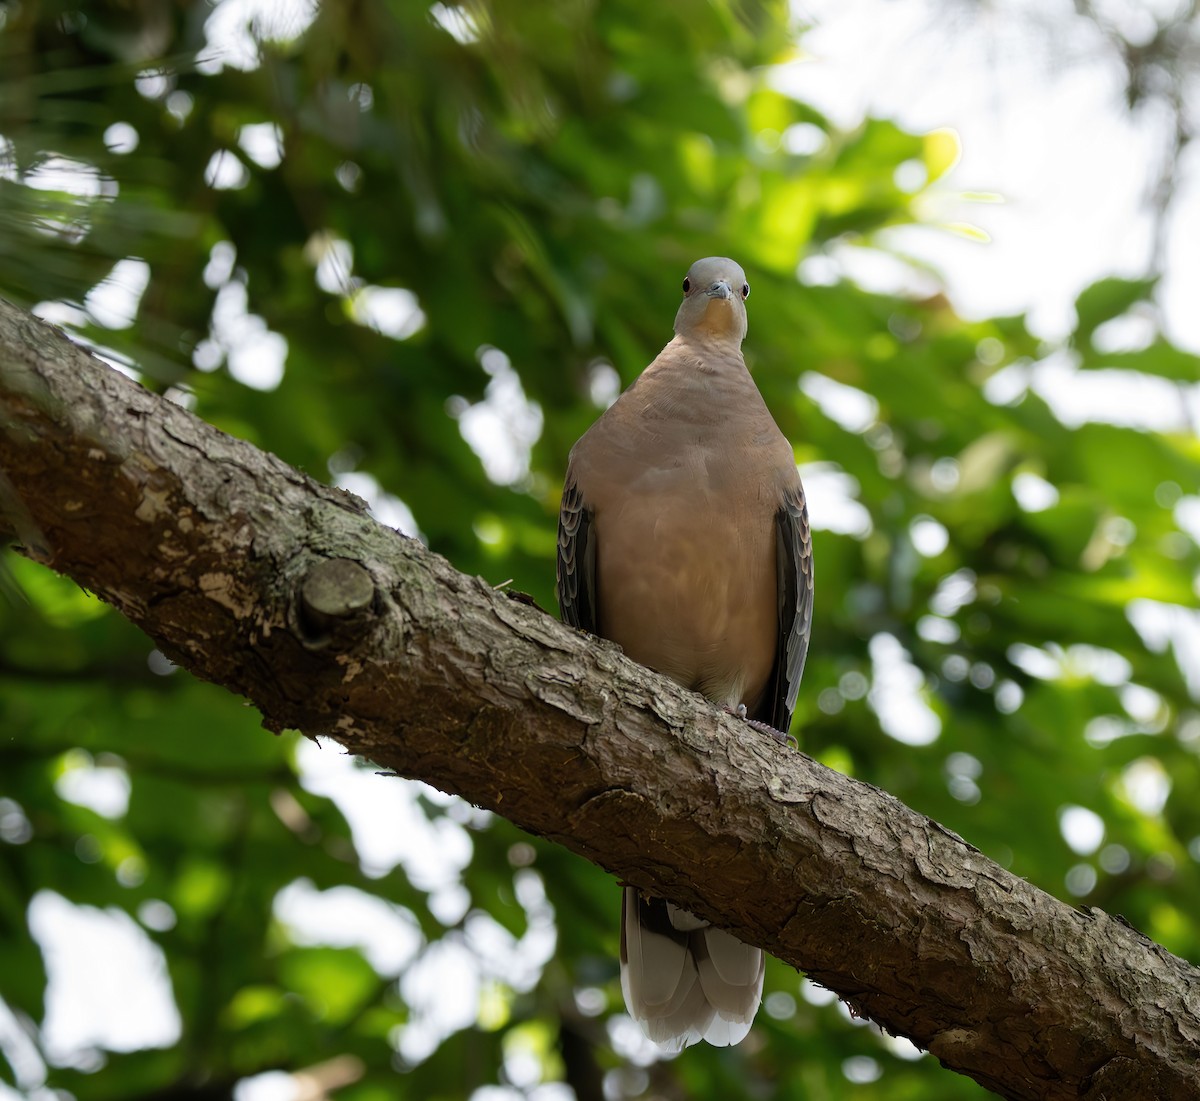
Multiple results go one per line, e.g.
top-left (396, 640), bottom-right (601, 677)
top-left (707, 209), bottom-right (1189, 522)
top-left (1072, 277), bottom-right (1157, 346)
top-left (1078, 339), bottom-right (1200, 381)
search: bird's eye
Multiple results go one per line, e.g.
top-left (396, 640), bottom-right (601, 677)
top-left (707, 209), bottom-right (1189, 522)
top-left (682, 278), bottom-right (691, 294)
top-left (741, 283), bottom-right (751, 300)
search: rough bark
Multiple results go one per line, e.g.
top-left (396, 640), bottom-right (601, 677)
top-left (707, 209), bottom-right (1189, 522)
top-left (0, 297), bottom-right (1197, 1100)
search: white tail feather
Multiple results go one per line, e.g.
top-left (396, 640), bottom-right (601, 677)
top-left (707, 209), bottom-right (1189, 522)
top-left (620, 888), bottom-right (763, 1051)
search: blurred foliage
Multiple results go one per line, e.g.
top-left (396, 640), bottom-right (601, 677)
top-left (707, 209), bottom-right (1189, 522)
top-left (2, 0), bottom-right (1200, 1099)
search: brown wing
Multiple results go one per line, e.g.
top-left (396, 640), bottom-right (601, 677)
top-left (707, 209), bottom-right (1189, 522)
top-left (758, 480), bottom-right (813, 731)
top-left (556, 480), bottom-right (597, 633)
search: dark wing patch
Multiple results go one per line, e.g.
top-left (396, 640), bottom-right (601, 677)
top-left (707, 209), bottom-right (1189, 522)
top-left (556, 480), bottom-right (598, 634)
top-left (759, 481), bottom-right (813, 732)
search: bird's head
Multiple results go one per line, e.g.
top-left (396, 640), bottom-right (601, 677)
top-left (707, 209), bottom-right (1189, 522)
top-left (673, 257), bottom-right (750, 346)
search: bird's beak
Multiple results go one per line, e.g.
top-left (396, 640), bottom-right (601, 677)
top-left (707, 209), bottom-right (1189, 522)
top-left (706, 280), bottom-right (733, 300)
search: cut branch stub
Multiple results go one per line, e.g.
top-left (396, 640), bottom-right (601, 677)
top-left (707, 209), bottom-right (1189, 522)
top-left (297, 556), bottom-right (377, 647)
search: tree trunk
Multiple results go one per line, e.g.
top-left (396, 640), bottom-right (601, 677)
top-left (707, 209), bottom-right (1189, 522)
top-left (1, 297), bottom-right (1197, 1100)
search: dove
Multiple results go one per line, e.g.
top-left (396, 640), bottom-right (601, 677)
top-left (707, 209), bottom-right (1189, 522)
top-left (556, 257), bottom-right (813, 1050)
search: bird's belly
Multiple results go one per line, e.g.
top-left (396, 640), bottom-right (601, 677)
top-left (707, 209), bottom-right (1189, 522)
top-left (596, 498), bottom-right (777, 711)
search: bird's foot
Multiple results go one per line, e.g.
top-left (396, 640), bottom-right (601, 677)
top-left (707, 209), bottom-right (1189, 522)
top-left (724, 705), bottom-right (797, 748)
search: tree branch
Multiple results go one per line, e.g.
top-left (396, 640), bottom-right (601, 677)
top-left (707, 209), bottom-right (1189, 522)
top-left (1, 297), bottom-right (1197, 1100)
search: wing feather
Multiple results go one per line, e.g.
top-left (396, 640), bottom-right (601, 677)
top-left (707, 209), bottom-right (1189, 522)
top-left (556, 479), bottom-right (597, 633)
top-left (761, 480), bottom-right (814, 731)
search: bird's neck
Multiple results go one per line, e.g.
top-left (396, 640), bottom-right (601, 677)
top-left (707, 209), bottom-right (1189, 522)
top-left (666, 331), bottom-right (747, 368)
